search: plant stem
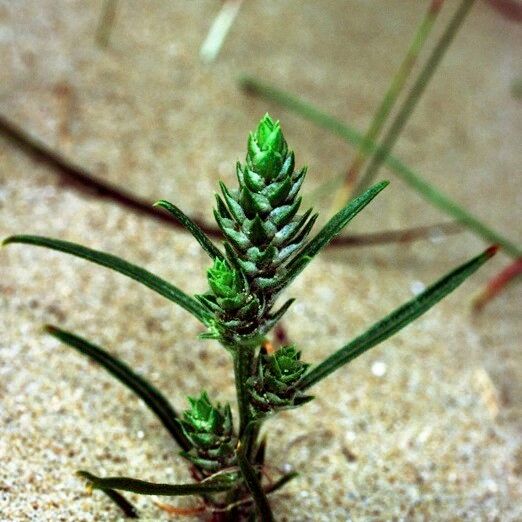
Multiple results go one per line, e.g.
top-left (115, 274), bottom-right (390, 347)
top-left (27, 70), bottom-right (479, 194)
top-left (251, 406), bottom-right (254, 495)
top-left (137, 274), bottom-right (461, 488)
top-left (240, 78), bottom-right (521, 258)
top-left (473, 258), bottom-right (522, 311)
top-left (331, 0), bottom-right (445, 211)
top-left (356, 0), bottom-right (476, 193)
top-left (233, 346), bottom-right (254, 438)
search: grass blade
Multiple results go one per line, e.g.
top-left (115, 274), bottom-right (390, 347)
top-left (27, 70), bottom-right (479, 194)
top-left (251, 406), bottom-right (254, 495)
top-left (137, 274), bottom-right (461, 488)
top-left (45, 325), bottom-right (191, 451)
top-left (356, 0), bottom-right (476, 193)
top-left (281, 181), bottom-right (388, 288)
top-left (99, 488), bottom-right (139, 518)
top-left (3, 235), bottom-right (210, 324)
top-left (154, 200), bottom-right (224, 260)
top-left (332, 0), bottom-right (445, 209)
top-left (236, 443), bottom-right (274, 522)
top-left (78, 470), bottom-right (237, 495)
top-left (298, 246), bottom-right (497, 390)
top-left (240, 78), bottom-right (521, 259)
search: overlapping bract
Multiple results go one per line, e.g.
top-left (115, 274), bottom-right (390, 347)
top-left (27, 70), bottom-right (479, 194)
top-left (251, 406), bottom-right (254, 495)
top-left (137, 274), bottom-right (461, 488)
top-left (196, 258), bottom-right (263, 344)
top-left (179, 392), bottom-right (236, 474)
top-left (247, 346), bottom-right (313, 418)
top-left (199, 114), bottom-right (317, 344)
top-left (215, 115), bottom-right (317, 290)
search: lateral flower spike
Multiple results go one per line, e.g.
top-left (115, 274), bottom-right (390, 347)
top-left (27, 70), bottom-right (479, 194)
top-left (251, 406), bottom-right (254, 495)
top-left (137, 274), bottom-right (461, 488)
top-left (196, 258), bottom-right (262, 345)
top-left (179, 392), bottom-right (236, 475)
top-left (207, 258), bottom-right (247, 310)
top-left (247, 345), bottom-right (313, 418)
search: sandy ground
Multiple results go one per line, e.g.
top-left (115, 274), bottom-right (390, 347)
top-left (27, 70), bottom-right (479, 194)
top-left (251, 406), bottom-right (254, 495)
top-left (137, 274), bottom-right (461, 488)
top-left (0, 1), bottom-right (521, 520)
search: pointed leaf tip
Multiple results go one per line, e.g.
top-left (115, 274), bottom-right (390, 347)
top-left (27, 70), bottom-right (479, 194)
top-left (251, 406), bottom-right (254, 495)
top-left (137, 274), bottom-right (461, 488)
top-left (152, 200), bottom-right (224, 260)
top-left (485, 245), bottom-right (499, 258)
top-left (43, 324), bottom-right (58, 335)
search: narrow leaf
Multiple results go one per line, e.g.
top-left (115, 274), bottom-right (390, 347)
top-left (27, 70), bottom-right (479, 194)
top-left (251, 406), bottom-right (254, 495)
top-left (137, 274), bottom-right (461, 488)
top-left (99, 488), bottom-right (139, 519)
top-left (356, 0), bottom-right (476, 192)
top-left (281, 181), bottom-right (388, 287)
top-left (78, 470), bottom-right (237, 496)
top-left (254, 436), bottom-right (267, 474)
top-left (153, 200), bottom-right (224, 260)
top-left (266, 471), bottom-right (299, 495)
top-left (236, 443), bottom-right (274, 522)
top-left (46, 325), bottom-right (191, 451)
top-left (299, 246), bottom-right (497, 390)
top-left (3, 235), bottom-right (210, 324)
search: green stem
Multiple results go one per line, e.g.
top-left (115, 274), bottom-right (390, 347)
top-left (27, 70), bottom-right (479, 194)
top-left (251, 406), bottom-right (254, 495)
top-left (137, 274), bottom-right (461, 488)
top-left (356, 0), bottom-right (476, 193)
top-left (233, 346), bottom-right (254, 438)
top-left (239, 78), bottom-right (521, 259)
top-left (332, 0), bottom-right (444, 209)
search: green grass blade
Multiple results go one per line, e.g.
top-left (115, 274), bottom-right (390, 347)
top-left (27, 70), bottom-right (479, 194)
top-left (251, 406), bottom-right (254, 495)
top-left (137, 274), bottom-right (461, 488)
top-left (281, 181), bottom-right (388, 287)
top-left (99, 488), bottom-right (139, 518)
top-left (239, 78), bottom-right (521, 259)
top-left (356, 0), bottom-right (476, 193)
top-left (45, 325), bottom-right (191, 451)
top-left (153, 200), bottom-right (224, 260)
top-left (236, 443), bottom-right (274, 522)
top-left (78, 470), bottom-right (237, 496)
top-left (298, 246), bottom-right (497, 390)
top-left (3, 235), bottom-right (210, 323)
top-left (332, 0), bottom-right (444, 209)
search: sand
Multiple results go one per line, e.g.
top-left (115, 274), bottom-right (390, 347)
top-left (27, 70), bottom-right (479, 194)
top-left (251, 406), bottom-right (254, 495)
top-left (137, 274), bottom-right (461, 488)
top-left (0, 1), bottom-right (520, 520)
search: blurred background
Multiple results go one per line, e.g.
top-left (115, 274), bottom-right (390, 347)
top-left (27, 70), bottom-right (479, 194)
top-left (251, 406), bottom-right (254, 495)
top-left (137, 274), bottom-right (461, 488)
top-left (1, 1), bottom-right (520, 520)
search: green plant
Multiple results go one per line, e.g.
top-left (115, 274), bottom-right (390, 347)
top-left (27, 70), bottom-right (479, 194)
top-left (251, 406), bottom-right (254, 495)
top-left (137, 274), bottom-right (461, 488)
top-left (3, 114), bottom-right (496, 520)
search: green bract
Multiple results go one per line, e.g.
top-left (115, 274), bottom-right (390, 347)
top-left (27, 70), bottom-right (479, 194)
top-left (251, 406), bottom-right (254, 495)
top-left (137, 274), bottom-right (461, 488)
top-left (215, 114), bottom-right (318, 292)
top-left (3, 112), bottom-right (495, 520)
top-left (203, 114), bottom-right (320, 347)
top-left (179, 392), bottom-right (236, 474)
top-left (248, 346), bottom-right (313, 418)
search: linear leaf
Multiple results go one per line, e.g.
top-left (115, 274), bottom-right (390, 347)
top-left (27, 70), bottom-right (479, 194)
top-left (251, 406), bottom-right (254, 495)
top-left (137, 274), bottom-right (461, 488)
top-left (45, 325), bottom-right (191, 451)
top-left (3, 235), bottom-right (210, 324)
top-left (154, 200), bottom-right (224, 260)
top-left (280, 181), bottom-right (388, 288)
top-left (299, 246), bottom-right (497, 390)
top-left (236, 443), bottom-right (274, 522)
top-left (240, 77), bottom-right (521, 259)
top-left (78, 470), bottom-right (238, 496)
top-left (99, 488), bottom-right (139, 518)
top-left (266, 472), bottom-right (299, 495)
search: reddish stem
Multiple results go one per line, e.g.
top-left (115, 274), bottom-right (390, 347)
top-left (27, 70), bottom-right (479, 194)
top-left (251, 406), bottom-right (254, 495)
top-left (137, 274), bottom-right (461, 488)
top-left (473, 256), bottom-right (522, 311)
top-left (486, 0), bottom-right (522, 22)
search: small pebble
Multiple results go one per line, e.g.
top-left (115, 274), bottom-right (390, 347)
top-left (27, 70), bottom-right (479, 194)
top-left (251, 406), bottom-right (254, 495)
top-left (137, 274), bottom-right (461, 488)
top-left (371, 361), bottom-right (387, 377)
top-left (410, 280), bottom-right (426, 296)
